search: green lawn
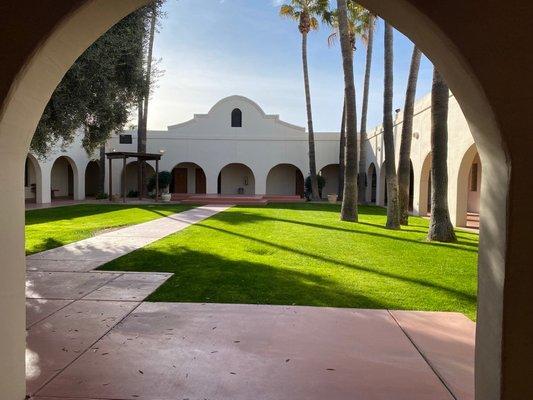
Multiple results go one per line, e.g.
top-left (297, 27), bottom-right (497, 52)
top-left (25, 203), bottom-right (192, 255)
top-left (99, 203), bottom-right (479, 320)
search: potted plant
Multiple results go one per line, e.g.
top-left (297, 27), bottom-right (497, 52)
top-left (148, 171), bottom-right (172, 201)
top-left (327, 193), bottom-right (338, 203)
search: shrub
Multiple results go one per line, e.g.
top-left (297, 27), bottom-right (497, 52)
top-left (305, 175), bottom-right (326, 200)
top-left (148, 171), bottom-right (172, 193)
top-left (95, 192), bottom-right (108, 200)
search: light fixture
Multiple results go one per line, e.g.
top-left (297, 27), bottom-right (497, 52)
top-left (159, 149), bottom-right (166, 154)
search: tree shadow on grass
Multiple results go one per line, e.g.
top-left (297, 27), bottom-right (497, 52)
top-left (26, 237), bottom-right (65, 255)
top-left (205, 208), bottom-right (478, 253)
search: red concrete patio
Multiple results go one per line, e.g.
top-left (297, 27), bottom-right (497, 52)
top-left (26, 272), bottom-right (475, 399)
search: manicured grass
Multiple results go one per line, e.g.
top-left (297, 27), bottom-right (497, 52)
top-left (99, 203), bottom-right (479, 320)
top-left (25, 203), bottom-right (193, 255)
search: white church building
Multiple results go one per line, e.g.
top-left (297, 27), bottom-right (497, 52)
top-left (24, 94), bottom-right (481, 228)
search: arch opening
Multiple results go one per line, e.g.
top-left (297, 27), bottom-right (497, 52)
top-left (50, 156), bottom-right (77, 201)
top-left (266, 164), bottom-right (305, 197)
top-left (366, 163), bottom-right (377, 204)
top-left (217, 163), bottom-right (255, 195)
top-left (84, 160), bottom-right (100, 198)
top-left (318, 164), bottom-right (340, 199)
top-left (123, 161), bottom-right (156, 197)
top-left (456, 144), bottom-right (481, 228)
top-left (170, 162), bottom-right (206, 195)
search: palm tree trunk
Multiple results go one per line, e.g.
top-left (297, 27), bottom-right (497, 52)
top-left (398, 46), bottom-right (421, 225)
top-left (383, 22), bottom-right (400, 229)
top-left (428, 69), bottom-right (456, 242)
top-left (338, 0), bottom-right (358, 222)
top-left (137, 4), bottom-right (157, 198)
top-left (337, 99), bottom-right (346, 201)
top-left (301, 31), bottom-right (320, 201)
top-left (98, 144), bottom-right (106, 195)
top-left (357, 17), bottom-right (374, 204)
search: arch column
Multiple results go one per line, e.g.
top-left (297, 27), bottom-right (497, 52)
top-left (39, 164), bottom-right (52, 204)
top-left (206, 169), bottom-right (219, 194)
top-left (73, 162), bottom-right (85, 200)
top-left (254, 169), bottom-right (267, 196)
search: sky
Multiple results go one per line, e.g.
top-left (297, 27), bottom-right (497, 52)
top-left (146, 0), bottom-right (435, 132)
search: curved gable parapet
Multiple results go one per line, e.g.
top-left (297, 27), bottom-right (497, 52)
top-left (167, 95), bottom-right (305, 135)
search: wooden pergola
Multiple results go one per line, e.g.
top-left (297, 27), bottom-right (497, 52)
top-left (105, 151), bottom-right (162, 203)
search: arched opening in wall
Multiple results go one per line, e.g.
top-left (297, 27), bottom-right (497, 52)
top-left (457, 144), bottom-right (481, 228)
top-left (409, 160), bottom-right (414, 211)
top-left (170, 162), bottom-right (207, 197)
top-left (24, 155), bottom-right (40, 204)
top-left (50, 156), bottom-right (76, 201)
top-left (366, 163), bottom-right (377, 204)
top-left (418, 153), bottom-right (432, 216)
top-left (217, 163), bottom-right (255, 195)
top-left (84, 160), bottom-right (100, 198)
top-left (123, 161), bottom-right (156, 197)
top-left (379, 162), bottom-right (387, 206)
top-left (0, 2), bottom-right (516, 400)
top-left (318, 164), bottom-right (340, 199)
top-left (266, 164), bottom-right (305, 198)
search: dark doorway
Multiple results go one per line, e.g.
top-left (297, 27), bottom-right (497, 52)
top-left (173, 168), bottom-right (188, 193)
top-left (195, 168), bottom-right (206, 194)
top-left (295, 169), bottom-right (304, 197)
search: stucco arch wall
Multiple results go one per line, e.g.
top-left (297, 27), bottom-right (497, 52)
top-left (0, 1), bottom-right (531, 399)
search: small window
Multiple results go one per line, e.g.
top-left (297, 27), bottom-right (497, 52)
top-left (231, 108), bottom-right (242, 127)
top-left (119, 134), bottom-right (133, 144)
top-left (470, 163), bottom-right (478, 191)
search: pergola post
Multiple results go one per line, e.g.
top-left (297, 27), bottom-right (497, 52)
top-left (108, 157), bottom-right (112, 202)
top-left (155, 159), bottom-right (159, 202)
top-left (122, 155), bottom-right (126, 203)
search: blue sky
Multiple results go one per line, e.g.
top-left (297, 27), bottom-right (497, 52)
top-left (147, 0), bottom-right (435, 132)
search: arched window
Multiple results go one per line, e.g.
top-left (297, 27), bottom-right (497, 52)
top-left (231, 108), bottom-right (242, 127)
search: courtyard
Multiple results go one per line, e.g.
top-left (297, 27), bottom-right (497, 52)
top-left (25, 202), bottom-right (476, 399)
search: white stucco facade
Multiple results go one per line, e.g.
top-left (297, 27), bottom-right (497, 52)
top-left (26, 94), bottom-right (479, 227)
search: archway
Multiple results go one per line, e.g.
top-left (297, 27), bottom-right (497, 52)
top-left (50, 156), bottom-right (77, 201)
top-left (418, 153), bottom-right (432, 216)
top-left (378, 162), bottom-right (387, 206)
top-left (266, 164), bottom-right (304, 197)
top-left (456, 144), bottom-right (481, 228)
top-left (0, 2), bottom-right (523, 399)
top-left (366, 163), bottom-right (377, 204)
top-left (408, 160), bottom-right (414, 211)
top-left (84, 160), bottom-right (100, 198)
top-left (123, 161), bottom-right (155, 196)
top-left (170, 162), bottom-right (206, 195)
top-left (318, 164), bottom-right (340, 199)
top-left (24, 155), bottom-right (41, 203)
top-left (217, 163), bottom-right (255, 195)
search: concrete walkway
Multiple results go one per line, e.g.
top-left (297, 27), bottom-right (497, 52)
top-left (25, 204), bottom-right (475, 400)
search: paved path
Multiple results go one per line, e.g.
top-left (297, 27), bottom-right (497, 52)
top-left (27, 205), bottom-right (231, 272)
top-left (25, 204), bottom-right (475, 400)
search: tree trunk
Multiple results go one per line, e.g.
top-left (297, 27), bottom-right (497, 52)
top-left (427, 69), bottom-right (456, 242)
top-left (137, 4), bottom-right (157, 198)
top-left (357, 16), bottom-right (374, 204)
top-left (383, 22), bottom-right (400, 229)
top-left (398, 46), bottom-right (421, 225)
top-left (98, 144), bottom-right (106, 195)
top-left (301, 32), bottom-right (320, 201)
top-left (337, 99), bottom-right (346, 201)
top-left (338, 0), bottom-right (358, 222)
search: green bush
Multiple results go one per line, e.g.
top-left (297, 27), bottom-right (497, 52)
top-left (95, 192), bottom-right (108, 200)
top-left (305, 175), bottom-right (326, 200)
top-left (148, 171), bottom-right (172, 193)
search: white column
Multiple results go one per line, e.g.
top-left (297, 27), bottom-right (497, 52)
top-left (206, 169), bottom-right (219, 194)
top-left (0, 151), bottom-right (26, 399)
top-left (38, 164), bottom-right (52, 204)
top-left (254, 169), bottom-right (268, 195)
top-left (73, 162), bottom-right (85, 200)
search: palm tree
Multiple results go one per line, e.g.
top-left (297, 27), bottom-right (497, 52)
top-left (327, 2), bottom-right (368, 216)
top-left (137, 1), bottom-right (159, 198)
top-left (280, 0), bottom-right (330, 201)
top-left (427, 69), bottom-right (456, 242)
top-left (398, 46), bottom-right (422, 225)
top-left (357, 12), bottom-right (376, 204)
top-left (383, 22), bottom-right (400, 229)
top-left (335, 0), bottom-right (360, 221)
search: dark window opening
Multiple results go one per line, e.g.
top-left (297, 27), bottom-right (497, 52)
top-left (24, 158), bottom-right (29, 187)
top-left (470, 163), bottom-right (478, 191)
top-left (231, 108), bottom-right (242, 127)
top-left (119, 134), bottom-right (133, 144)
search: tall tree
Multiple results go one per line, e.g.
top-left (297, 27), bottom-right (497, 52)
top-left (383, 22), bottom-right (401, 229)
top-left (137, 1), bottom-right (163, 198)
top-left (32, 9), bottom-right (146, 158)
top-left (427, 69), bottom-right (456, 242)
top-left (398, 46), bottom-right (422, 225)
top-left (280, 0), bottom-right (331, 201)
top-left (357, 11), bottom-right (375, 204)
top-left (336, 0), bottom-right (359, 221)
top-left (327, 2), bottom-right (369, 205)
